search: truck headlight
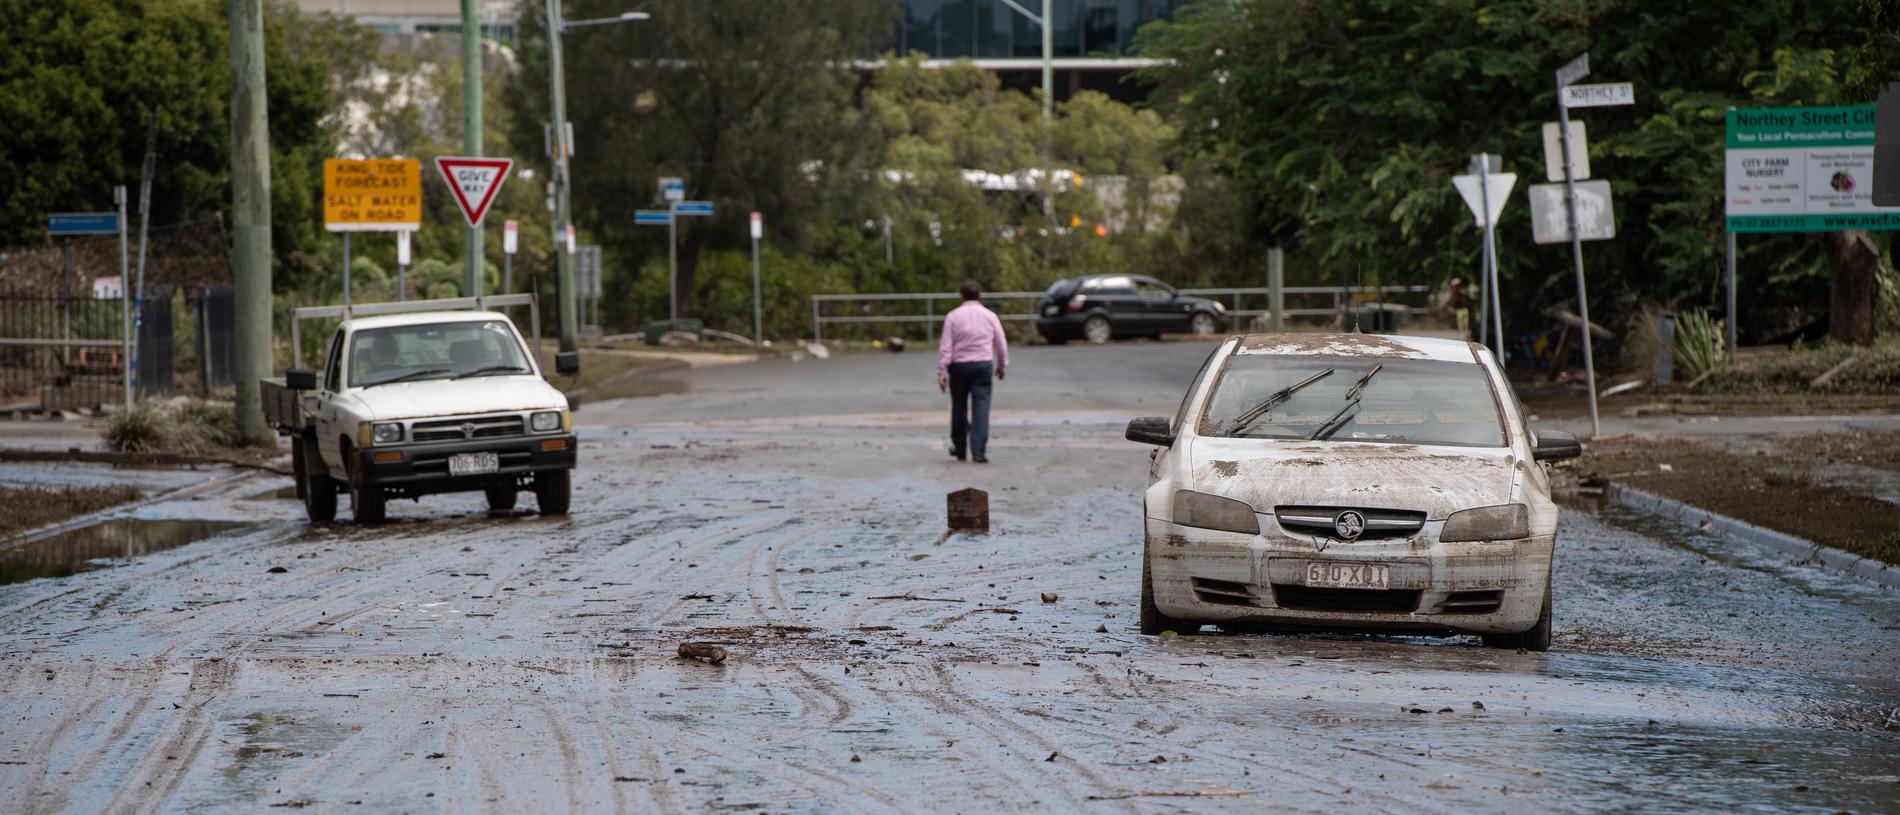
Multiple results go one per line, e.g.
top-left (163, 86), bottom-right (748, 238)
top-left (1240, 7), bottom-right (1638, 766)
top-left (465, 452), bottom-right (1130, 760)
top-left (1440, 504), bottom-right (1530, 542)
top-left (530, 411), bottom-right (566, 433)
top-left (371, 422), bottom-right (403, 445)
top-left (1171, 490), bottom-right (1260, 535)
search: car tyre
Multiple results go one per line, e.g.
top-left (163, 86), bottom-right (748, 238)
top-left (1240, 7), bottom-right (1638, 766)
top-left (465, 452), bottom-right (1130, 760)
top-left (535, 469), bottom-right (572, 516)
top-left (1084, 315), bottom-right (1112, 344)
top-left (343, 445), bottom-right (387, 524)
top-left (1189, 311), bottom-right (1220, 336)
top-left (1482, 590), bottom-right (1551, 652)
top-left (302, 437), bottom-right (336, 524)
top-left (1139, 541), bottom-right (1189, 635)
top-left (485, 483), bottom-right (519, 511)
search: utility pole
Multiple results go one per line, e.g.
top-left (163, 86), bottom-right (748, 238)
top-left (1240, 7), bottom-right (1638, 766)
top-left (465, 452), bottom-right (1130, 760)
top-left (546, 0), bottom-right (577, 352)
top-left (1041, 0), bottom-right (1052, 126)
top-left (461, 0), bottom-right (484, 297)
top-left (229, 0), bottom-right (273, 445)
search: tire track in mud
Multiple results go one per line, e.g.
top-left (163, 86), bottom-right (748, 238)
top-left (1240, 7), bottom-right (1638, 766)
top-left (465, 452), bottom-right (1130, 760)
top-left (97, 656), bottom-right (236, 815)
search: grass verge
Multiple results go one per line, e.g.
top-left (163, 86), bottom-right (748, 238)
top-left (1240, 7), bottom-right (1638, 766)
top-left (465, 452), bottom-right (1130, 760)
top-left (1582, 437), bottom-right (1900, 564)
top-left (105, 400), bottom-right (242, 455)
top-left (0, 484), bottom-right (143, 538)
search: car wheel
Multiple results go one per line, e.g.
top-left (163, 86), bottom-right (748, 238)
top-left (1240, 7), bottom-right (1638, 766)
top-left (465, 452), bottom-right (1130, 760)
top-left (302, 437), bottom-right (336, 524)
top-left (1189, 311), bottom-right (1219, 336)
top-left (1083, 315), bottom-right (1112, 344)
top-left (1482, 590), bottom-right (1551, 652)
top-left (344, 446), bottom-right (387, 524)
top-left (485, 483), bottom-right (519, 511)
top-left (1139, 541), bottom-right (1189, 635)
top-left (535, 469), bottom-right (572, 516)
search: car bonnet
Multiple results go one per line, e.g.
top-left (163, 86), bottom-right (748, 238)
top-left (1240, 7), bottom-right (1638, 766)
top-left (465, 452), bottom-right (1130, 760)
top-left (1186, 435), bottom-right (1519, 521)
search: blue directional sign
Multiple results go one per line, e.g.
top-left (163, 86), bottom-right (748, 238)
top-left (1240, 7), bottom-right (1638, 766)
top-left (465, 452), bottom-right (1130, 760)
top-left (672, 201), bottom-right (714, 216)
top-left (635, 209), bottom-right (672, 226)
top-left (48, 213), bottom-right (120, 235)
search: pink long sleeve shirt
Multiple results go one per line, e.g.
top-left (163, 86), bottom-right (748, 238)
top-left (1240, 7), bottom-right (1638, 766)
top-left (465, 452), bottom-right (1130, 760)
top-left (938, 300), bottom-right (1009, 376)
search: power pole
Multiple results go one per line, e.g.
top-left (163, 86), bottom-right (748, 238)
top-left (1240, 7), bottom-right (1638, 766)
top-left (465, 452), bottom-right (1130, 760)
top-left (229, 0), bottom-right (273, 445)
top-left (546, 0), bottom-right (578, 352)
top-left (461, 0), bottom-right (484, 296)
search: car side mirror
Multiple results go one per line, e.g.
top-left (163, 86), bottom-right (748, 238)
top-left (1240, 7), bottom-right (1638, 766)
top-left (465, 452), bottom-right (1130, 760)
top-left (285, 369), bottom-right (317, 391)
top-left (555, 351), bottom-right (581, 375)
top-left (1125, 416), bottom-right (1174, 446)
top-left (1531, 429), bottom-right (1582, 462)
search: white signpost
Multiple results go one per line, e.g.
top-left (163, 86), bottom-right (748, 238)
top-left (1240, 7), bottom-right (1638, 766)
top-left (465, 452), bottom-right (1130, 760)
top-left (396, 229), bottom-right (411, 301)
top-left (1529, 181), bottom-right (1616, 243)
top-left (1549, 55), bottom-right (1632, 437)
top-left (1452, 158), bottom-right (1516, 358)
top-left (502, 219), bottom-right (518, 294)
top-left (750, 211), bottom-right (764, 347)
top-left (659, 177), bottom-right (685, 202)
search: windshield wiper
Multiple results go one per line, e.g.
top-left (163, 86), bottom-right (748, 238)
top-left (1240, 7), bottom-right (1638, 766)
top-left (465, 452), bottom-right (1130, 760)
top-left (1308, 399), bottom-right (1361, 441)
top-left (360, 368), bottom-right (450, 388)
top-left (1225, 368), bottom-right (1333, 434)
top-left (454, 365), bottom-right (530, 379)
top-left (1343, 363), bottom-right (1381, 401)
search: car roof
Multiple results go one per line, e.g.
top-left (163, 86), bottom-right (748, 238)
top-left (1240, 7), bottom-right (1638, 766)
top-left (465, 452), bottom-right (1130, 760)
top-left (344, 310), bottom-right (514, 332)
top-left (1231, 332), bottom-right (1483, 364)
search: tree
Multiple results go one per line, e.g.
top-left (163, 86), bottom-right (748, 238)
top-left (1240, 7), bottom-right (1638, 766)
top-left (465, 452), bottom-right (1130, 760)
top-left (1137, 0), bottom-right (1877, 343)
top-left (505, 0), bottom-right (894, 320)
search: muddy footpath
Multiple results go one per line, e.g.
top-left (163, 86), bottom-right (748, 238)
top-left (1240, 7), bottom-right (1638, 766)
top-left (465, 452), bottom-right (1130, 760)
top-left (2, 343), bottom-right (1898, 813)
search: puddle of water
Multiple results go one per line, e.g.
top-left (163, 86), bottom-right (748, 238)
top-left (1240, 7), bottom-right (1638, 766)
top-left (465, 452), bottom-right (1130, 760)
top-left (245, 485), bottom-right (299, 501)
top-left (0, 519), bottom-right (253, 584)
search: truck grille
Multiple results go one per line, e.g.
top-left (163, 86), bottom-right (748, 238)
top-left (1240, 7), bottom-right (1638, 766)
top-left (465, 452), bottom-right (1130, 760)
top-left (412, 415), bottom-right (525, 443)
top-left (1274, 506), bottom-right (1426, 541)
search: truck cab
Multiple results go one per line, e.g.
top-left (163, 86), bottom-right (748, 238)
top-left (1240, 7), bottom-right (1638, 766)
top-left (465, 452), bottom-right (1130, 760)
top-left (268, 304), bottom-right (578, 523)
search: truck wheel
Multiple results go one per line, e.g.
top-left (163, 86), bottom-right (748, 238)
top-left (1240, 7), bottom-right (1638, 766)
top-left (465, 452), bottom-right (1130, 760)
top-left (302, 438), bottom-right (336, 524)
top-left (343, 450), bottom-right (387, 524)
top-left (485, 483), bottom-right (518, 511)
top-left (535, 469), bottom-right (572, 516)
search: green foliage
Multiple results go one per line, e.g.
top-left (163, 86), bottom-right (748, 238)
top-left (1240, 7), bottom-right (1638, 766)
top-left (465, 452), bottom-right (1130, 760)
top-left (1137, 0), bottom-right (1878, 341)
top-left (106, 398), bottom-right (238, 454)
top-left (1671, 309), bottom-right (1726, 383)
top-left (1705, 336), bottom-right (1900, 394)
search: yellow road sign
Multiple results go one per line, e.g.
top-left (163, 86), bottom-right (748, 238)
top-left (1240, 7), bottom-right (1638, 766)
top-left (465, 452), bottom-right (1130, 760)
top-left (324, 158), bottom-right (422, 231)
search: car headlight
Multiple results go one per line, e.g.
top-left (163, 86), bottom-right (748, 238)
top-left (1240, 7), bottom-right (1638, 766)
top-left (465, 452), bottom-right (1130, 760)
top-left (1171, 490), bottom-right (1260, 535)
top-left (359, 421), bottom-right (403, 446)
top-left (530, 410), bottom-right (566, 433)
top-left (1440, 504), bottom-right (1530, 542)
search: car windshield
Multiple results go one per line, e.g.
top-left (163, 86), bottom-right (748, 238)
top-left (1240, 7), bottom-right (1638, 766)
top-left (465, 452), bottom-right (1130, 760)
top-left (349, 320), bottom-right (531, 388)
top-left (1197, 354), bottom-right (1506, 448)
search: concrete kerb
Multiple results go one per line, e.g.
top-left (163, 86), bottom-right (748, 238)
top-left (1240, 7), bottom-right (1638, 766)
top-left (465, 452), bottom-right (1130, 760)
top-left (1605, 481), bottom-right (1900, 590)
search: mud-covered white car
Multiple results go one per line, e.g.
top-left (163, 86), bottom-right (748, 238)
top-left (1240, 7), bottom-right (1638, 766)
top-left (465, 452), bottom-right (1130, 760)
top-left (1125, 333), bottom-right (1580, 650)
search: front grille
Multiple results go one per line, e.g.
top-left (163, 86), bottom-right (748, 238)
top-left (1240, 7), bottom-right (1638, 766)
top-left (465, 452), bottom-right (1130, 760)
top-left (1192, 577), bottom-right (1259, 607)
top-left (1271, 585), bottom-right (1420, 613)
top-left (1436, 590), bottom-right (1503, 615)
top-left (1275, 506), bottom-right (1426, 541)
top-left (412, 415), bottom-right (525, 443)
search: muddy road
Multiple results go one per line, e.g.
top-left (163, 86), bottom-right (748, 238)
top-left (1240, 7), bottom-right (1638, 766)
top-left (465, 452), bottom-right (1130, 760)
top-left (3, 343), bottom-right (1898, 813)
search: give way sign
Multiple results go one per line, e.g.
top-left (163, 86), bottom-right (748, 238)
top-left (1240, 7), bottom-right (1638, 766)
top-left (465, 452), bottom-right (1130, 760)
top-left (434, 156), bottom-right (513, 227)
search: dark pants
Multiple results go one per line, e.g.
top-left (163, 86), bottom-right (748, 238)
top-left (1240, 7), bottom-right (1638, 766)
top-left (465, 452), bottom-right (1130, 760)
top-left (947, 360), bottom-right (993, 457)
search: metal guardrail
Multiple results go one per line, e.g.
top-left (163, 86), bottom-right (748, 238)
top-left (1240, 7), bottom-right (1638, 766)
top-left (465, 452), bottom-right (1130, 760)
top-left (290, 293), bottom-right (542, 369)
top-left (809, 285), bottom-right (1433, 341)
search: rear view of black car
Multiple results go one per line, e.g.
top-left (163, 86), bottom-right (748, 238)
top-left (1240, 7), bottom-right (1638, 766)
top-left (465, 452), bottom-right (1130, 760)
top-left (1035, 275), bottom-right (1228, 344)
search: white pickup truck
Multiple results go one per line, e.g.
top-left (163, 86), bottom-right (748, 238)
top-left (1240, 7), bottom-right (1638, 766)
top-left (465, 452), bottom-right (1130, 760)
top-left (263, 296), bottom-right (579, 523)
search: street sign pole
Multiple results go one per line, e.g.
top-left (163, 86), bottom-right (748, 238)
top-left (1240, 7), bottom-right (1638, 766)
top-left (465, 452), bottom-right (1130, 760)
top-left (1726, 230), bottom-right (1738, 365)
top-left (1477, 157), bottom-right (1504, 359)
top-left (503, 219), bottom-right (518, 295)
top-left (116, 187), bottom-right (131, 411)
top-left (397, 230), bottom-right (411, 302)
top-left (668, 212), bottom-right (678, 323)
top-left (1558, 57), bottom-right (1601, 437)
top-left (750, 212), bottom-right (763, 347)
top-left (342, 232), bottom-right (352, 307)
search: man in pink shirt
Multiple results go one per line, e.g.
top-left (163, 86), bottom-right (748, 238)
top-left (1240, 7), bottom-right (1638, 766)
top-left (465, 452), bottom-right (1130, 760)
top-left (937, 279), bottom-right (1008, 463)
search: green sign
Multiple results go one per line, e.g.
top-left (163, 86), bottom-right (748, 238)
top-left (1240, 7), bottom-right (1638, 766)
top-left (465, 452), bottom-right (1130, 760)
top-left (1724, 105), bottom-right (1897, 232)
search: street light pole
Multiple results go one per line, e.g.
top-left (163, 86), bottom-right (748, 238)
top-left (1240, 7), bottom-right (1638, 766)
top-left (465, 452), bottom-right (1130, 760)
top-left (546, 6), bottom-right (648, 353)
top-left (546, 0), bottom-right (575, 353)
top-left (461, 0), bottom-right (483, 297)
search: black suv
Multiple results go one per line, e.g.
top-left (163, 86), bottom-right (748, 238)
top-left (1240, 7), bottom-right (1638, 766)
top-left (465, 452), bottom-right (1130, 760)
top-left (1035, 275), bottom-right (1228, 344)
